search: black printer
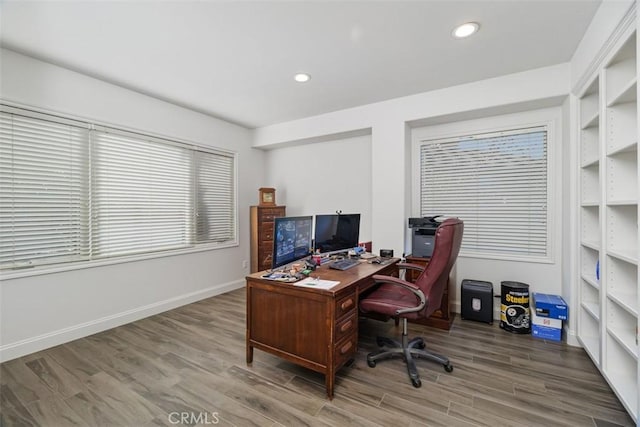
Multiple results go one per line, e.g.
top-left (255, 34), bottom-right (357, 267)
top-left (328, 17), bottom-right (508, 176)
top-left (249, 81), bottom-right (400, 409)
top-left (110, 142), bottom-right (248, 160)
top-left (408, 216), bottom-right (440, 258)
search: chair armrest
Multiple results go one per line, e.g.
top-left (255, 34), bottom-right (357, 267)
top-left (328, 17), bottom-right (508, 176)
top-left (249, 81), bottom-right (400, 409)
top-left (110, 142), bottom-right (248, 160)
top-left (397, 262), bottom-right (425, 273)
top-left (372, 274), bottom-right (426, 316)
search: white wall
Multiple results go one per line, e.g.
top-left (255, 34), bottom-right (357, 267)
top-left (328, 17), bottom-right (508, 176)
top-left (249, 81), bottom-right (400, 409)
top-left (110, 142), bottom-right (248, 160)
top-left (264, 134), bottom-right (374, 245)
top-left (411, 106), bottom-right (565, 318)
top-left (0, 49), bottom-right (262, 361)
top-left (254, 64), bottom-right (570, 255)
top-left (252, 63), bottom-right (574, 337)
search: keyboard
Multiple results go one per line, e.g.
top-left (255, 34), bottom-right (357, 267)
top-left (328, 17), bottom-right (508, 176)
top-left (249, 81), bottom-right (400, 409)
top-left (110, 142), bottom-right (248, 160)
top-left (329, 258), bottom-right (360, 271)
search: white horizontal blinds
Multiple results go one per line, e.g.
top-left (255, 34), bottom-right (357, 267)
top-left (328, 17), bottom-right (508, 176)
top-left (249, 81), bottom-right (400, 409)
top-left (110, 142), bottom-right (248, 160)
top-left (1, 105), bottom-right (238, 272)
top-left (194, 150), bottom-right (235, 243)
top-left (420, 127), bottom-right (548, 257)
top-left (0, 109), bottom-right (89, 269)
top-left (91, 129), bottom-right (191, 258)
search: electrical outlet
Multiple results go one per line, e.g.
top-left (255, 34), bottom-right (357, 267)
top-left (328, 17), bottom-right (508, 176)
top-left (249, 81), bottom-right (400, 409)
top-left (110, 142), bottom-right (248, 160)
top-left (242, 260), bottom-right (248, 269)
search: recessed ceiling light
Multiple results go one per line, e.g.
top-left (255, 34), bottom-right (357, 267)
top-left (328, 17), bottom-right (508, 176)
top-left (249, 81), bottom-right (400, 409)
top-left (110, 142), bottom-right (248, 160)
top-left (294, 73), bottom-right (311, 83)
top-left (452, 22), bottom-right (479, 38)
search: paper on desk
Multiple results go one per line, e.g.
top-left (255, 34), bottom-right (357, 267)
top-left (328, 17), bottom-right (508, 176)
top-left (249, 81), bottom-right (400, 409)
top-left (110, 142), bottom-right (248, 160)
top-left (294, 277), bottom-right (340, 289)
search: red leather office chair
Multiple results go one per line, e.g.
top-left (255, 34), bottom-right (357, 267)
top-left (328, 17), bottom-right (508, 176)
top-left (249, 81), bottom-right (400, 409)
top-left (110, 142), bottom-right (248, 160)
top-left (359, 218), bottom-right (463, 387)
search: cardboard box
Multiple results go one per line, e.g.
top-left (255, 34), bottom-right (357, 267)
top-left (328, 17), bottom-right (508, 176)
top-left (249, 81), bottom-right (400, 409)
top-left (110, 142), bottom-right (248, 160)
top-left (532, 323), bottom-right (562, 341)
top-left (532, 293), bottom-right (568, 320)
top-left (531, 301), bottom-right (562, 341)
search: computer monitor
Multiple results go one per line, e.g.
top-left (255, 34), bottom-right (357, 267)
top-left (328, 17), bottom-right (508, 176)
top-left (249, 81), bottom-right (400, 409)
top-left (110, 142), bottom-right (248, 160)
top-left (314, 213), bottom-right (361, 255)
top-left (272, 216), bottom-right (313, 270)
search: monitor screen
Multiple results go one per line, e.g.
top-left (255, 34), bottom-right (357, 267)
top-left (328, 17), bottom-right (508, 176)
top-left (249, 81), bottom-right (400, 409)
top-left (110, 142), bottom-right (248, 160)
top-left (272, 216), bottom-right (313, 270)
top-left (314, 214), bottom-right (361, 255)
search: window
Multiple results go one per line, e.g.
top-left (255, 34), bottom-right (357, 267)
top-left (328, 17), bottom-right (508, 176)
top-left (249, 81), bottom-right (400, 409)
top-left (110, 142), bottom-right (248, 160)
top-left (419, 126), bottom-right (548, 260)
top-left (0, 110), bottom-right (90, 268)
top-left (0, 105), bottom-right (236, 272)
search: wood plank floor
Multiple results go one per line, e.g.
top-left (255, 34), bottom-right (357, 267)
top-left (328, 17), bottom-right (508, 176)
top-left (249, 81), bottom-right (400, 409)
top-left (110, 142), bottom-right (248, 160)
top-left (1, 288), bottom-right (635, 426)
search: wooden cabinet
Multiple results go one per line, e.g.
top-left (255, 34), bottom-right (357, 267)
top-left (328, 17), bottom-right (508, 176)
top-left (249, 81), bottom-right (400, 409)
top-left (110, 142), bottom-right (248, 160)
top-left (250, 205), bottom-right (286, 273)
top-left (405, 255), bottom-right (454, 330)
top-left (577, 27), bottom-right (638, 422)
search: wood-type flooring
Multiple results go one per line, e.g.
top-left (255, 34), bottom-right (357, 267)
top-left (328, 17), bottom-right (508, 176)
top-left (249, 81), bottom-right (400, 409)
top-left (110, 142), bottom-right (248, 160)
top-left (1, 288), bottom-right (635, 426)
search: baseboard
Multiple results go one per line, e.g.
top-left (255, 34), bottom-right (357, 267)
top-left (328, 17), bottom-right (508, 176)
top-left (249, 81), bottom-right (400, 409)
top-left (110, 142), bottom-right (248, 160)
top-left (564, 324), bottom-right (580, 347)
top-left (0, 279), bottom-right (244, 362)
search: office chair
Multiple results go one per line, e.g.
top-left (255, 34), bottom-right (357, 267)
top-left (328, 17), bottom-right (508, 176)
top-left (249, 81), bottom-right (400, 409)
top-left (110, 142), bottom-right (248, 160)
top-left (359, 218), bottom-right (463, 387)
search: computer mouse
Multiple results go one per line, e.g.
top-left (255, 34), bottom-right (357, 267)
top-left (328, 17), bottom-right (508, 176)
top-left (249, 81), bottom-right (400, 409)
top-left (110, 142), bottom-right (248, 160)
top-left (371, 258), bottom-right (381, 264)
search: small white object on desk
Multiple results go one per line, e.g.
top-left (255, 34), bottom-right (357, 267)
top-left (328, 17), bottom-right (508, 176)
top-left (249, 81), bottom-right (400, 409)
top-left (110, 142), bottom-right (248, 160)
top-left (294, 277), bottom-right (340, 290)
top-left (360, 252), bottom-right (377, 259)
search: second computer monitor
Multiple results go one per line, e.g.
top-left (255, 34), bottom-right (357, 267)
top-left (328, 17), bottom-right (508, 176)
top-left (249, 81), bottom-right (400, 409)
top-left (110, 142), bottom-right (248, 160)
top-left (314, 213), bottom-right (361, 255)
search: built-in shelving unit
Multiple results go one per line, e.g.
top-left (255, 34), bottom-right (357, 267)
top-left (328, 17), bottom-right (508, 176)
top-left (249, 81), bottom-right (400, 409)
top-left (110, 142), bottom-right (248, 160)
top-left (579, 74), bottom-right (603, 365)
top-left (577, 29), bottom-right (638, 422)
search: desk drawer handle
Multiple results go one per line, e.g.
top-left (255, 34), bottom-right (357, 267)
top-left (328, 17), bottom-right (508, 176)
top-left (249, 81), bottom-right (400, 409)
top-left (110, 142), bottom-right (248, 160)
top-left (340, 319), bottom-right (353, 333)
top-left (341, 299), bottom-right (354, 311)
top-left (340, 341), bottom-right (353, 355)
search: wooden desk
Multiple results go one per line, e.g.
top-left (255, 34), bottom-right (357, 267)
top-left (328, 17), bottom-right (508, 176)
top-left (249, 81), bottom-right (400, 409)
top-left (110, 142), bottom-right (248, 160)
top-left (246, 259), bottom-right (398, 399)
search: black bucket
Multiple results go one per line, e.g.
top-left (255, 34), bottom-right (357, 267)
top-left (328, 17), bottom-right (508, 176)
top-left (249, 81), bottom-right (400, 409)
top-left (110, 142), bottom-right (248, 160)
top-left (499, 281), bottom-right (530, 334)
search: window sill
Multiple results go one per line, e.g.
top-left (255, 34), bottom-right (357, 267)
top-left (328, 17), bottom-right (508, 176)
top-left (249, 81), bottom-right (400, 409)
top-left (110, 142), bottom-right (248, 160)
top-left (0, 241), bottom-right (239, 280)
top-left (459, 250), bottom-right (554, 264)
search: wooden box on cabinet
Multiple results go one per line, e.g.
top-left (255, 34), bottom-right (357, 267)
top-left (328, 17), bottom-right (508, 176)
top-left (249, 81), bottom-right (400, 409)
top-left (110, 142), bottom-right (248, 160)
top-left (250, 205), bottom-right (286, 273)
top-left (405, 255), bottom-right (454, 330)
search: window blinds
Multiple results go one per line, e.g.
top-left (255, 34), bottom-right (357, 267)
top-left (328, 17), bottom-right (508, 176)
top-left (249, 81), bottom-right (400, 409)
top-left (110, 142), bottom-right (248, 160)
top-left (0, 105), bottom-right (237, 272)
top-left (91, 129), bottom-right (192, 258)
top-left (0, 110), bottom-right (89, 269)
top-left (420, 127), bottom-right (548, 258)
top-left (194, 150), bottom-right (235, 243)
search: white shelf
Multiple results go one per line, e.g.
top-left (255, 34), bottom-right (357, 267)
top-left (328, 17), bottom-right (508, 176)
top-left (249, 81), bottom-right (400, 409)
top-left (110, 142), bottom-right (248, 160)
top-left (607, 205), bottom-right (638, 262)
top-left (579, 306), bottom-right (601, 366)
top-left (607, 199), bottom-right (638, 206)
top-left (581, 205), bottom-right (600, 245)
top-left (608, 247), bottom-right (639, 265)
top-left (581, 126), bottom-right (600, 166)
top-left (608, 139), bottom-right (638, 157)
top-left (581, 239), bottom-right (600, 251)
top-left (580, 335), bottom-right (601, 366)
top-left (606, 53), bottom-right (637, 106)
top-left (581, 163), bottom-right (600, 204)
top-left (582, 301), bottom-right (601, 321)
top-left (604, 335), bottom-right (638, 418)
top-left (581, 201), bottom-right (601, 207)
top-left (581, 91), bottom-right (600, 129)
top-left (608, 328), bottom-right (639, 360)
top-left (606, 255), bottom-right (638, 316)
top-left (608, 79), bottom-right (637, 107)
top-left (607, 300), bottom-right (639, 359)
top-left (605, 370), bottom-right (638, 420)
top-left (606, 149), bottom-right (638, 202)
top-left (580, 245), bottom-right (600, 279)
top-left (608, 291), bottom-right (639, 318)
top-left (606, 103), bottom-right (637, 156)
top-left (581, 274), bottom-right (600, 290)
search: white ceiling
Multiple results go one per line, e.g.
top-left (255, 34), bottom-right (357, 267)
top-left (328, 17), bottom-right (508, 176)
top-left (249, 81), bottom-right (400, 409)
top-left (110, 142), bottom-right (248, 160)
top-left (1, 1), bottom-right (600, 129)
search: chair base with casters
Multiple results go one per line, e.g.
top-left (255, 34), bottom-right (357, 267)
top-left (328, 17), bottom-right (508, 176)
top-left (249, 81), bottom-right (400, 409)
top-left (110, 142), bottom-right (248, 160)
top-left (366, 317), bottom-right (453, 388)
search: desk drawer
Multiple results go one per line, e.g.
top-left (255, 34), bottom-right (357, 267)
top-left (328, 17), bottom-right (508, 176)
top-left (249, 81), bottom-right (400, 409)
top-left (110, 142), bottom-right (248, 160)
top-left (259, 209), bottom-right (284, 222)
top-left (260, 223), bottom-right (275, 241)
top-left (335, 313), bottom-right (356, 343)
top-left (334, 333), bottom-right (357, 368)
top-left (335, 292), bottom-right (356, 319)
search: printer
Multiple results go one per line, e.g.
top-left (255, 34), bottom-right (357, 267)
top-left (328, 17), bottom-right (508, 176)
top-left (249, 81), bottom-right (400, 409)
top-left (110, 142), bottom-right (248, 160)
top-left (408, 216), bottom-right (440, 258)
